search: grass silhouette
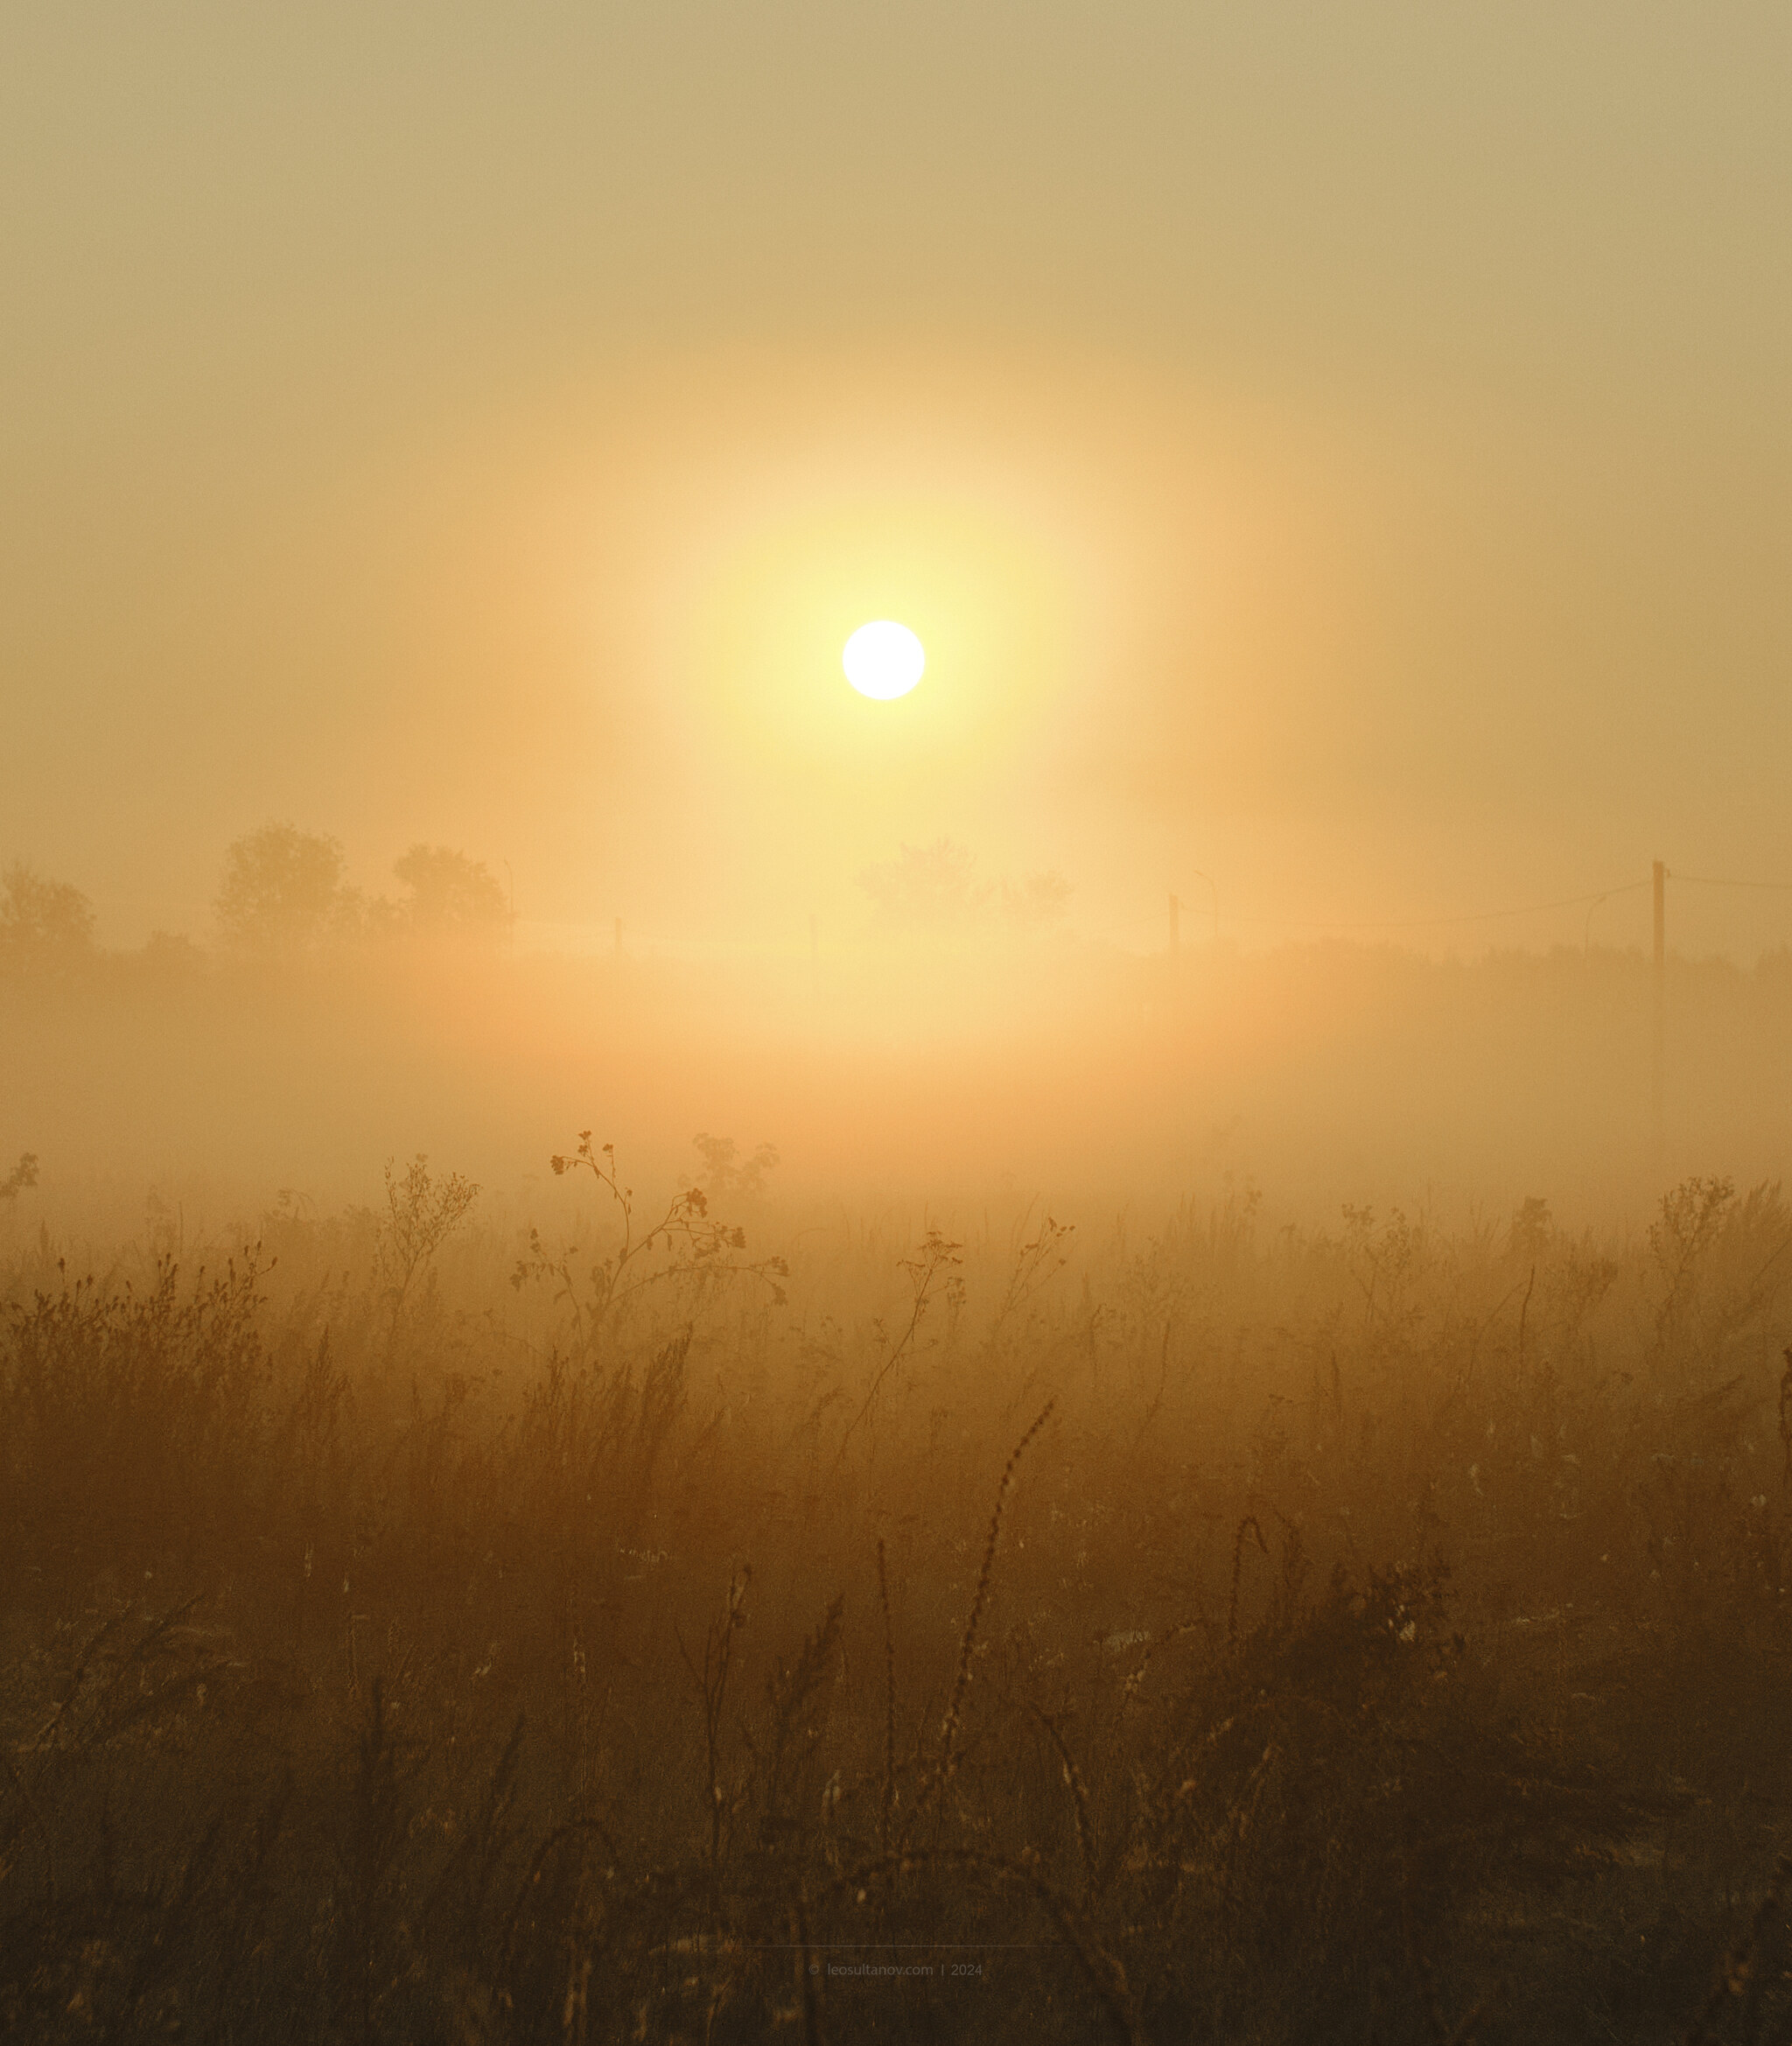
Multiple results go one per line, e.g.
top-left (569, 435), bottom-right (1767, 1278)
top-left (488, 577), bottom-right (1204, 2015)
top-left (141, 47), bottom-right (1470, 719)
top-left (5, 1152), bottom-right (1792, 2040)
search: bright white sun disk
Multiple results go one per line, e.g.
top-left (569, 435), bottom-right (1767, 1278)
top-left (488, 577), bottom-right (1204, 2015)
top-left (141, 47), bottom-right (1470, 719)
top-left (843, 620), bottom-right (925, 700)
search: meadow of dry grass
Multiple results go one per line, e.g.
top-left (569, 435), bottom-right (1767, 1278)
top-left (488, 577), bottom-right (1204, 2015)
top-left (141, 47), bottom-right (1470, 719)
top-left (6, 1146), bottom-right (1792, 2042)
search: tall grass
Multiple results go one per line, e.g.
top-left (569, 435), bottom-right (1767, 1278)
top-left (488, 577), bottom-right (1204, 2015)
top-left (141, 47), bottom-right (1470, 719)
top-left (5, 1160), bottom-right (1792, 2040)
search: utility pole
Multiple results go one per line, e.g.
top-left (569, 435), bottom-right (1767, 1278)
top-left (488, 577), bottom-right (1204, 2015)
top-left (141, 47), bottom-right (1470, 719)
top-left (1652, 859), bottom-right (1666, 1148)
top-left (1168, 893), bottom-right (1181, 954)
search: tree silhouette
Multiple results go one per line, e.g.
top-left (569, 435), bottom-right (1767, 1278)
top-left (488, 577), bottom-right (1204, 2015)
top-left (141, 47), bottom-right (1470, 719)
top-left (391, 845), bottom-right (508, 942)
top-left (859, 840), bottom-right (1072, 934)
top-left (0, 863), bottom-right (95, 971)
top-left (858, 839), bottom-right (992, 930)
top-left (1000, 870), bottom-right (1074, 929)
top-left (214, 825), bottom-right (355, 953)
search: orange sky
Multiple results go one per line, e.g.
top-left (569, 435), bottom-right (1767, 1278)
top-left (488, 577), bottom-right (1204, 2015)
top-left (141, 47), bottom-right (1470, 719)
top-left (4, 4), bottom-right (1792, 961)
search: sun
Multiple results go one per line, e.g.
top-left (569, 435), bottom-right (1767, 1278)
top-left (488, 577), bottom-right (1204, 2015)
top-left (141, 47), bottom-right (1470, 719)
top-left (843, 620), bottom-right (926, 700)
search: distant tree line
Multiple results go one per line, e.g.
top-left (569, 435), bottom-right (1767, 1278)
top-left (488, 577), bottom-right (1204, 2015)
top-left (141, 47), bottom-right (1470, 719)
top-left (214, 826), bottom-right (508, 955)
top-left (0, 826), bottom-right (509, 977)
top-left (858, 837), bottom-right (1074, 933)
top-left (3, 829), bottom-right (1079, 977)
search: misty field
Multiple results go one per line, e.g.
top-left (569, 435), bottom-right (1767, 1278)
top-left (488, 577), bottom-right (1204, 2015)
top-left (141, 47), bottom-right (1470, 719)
top-left (5, 1148), bottom-right (1792, 2043)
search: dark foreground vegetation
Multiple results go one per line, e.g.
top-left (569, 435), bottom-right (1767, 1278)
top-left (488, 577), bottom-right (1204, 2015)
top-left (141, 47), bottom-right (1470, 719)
top-left (6, 1149), bottom-right (1792, 2042)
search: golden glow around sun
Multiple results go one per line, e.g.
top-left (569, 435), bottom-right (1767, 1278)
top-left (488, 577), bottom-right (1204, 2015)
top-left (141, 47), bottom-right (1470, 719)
top-left (843, 620), bottom-right (926, 700)
top-left (668, 459), bottom-right (1096, 828)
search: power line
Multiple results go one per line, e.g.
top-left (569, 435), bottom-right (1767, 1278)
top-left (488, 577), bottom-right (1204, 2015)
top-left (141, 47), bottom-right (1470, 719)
top-left (1228, 878), bottom-right (1650, 935)
top-left (574, 865), bottom-right (1792, 957)
top-left (1674, 873), bottom-right (1792, 892)
top-left (1138, 868), bottom-right (1792, 942)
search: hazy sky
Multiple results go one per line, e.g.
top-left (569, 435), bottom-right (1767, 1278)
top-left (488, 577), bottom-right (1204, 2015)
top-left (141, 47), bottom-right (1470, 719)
top-left (5, 4), bottom-right (1791, 958)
